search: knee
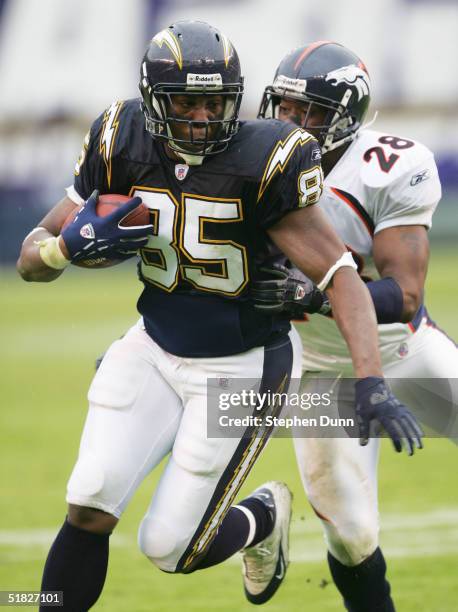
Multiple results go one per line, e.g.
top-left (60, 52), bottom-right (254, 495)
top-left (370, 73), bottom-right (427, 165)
top-left (325, 516), bottom-right (379, 566)
top-left (68, 504), bottom-right (118, 535)
top-left (138, 515), bottom-right (185, 573)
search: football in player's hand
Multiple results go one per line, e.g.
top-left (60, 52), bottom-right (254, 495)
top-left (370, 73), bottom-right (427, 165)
top-left (62, 194), bottom-right (150, 268)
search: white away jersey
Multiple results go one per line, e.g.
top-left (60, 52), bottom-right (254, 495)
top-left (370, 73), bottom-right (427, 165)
top-left (295, 128), bottom-right (442, 370)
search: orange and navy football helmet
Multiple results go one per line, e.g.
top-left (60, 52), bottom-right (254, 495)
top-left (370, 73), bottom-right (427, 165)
top-left (259, 42), bottom-right (371, 153)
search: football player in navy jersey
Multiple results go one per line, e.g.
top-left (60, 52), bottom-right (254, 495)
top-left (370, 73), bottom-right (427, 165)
top-left (254, 41), bottom-right (458, 611)
top-left (18, 22), bottom-right (422, 610)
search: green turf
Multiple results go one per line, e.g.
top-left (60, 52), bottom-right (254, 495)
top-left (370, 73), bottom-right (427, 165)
top-left (1, 248), bottom-right (457, 611)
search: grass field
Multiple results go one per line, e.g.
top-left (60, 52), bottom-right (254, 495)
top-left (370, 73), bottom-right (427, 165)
top-left (1, 247), bottom-right (457, 611)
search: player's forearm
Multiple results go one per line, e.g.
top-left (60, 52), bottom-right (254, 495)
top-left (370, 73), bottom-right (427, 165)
top-left (17, 196), bottom-right (77, 282)
top-left (373, 225), bottom-right (429, 323)
top-left (17, 228), bottom-right (67, 282)
top-left (326, 267), bottom-right (383, 378)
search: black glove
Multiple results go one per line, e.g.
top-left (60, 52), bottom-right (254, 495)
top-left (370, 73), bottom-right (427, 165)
top-left (251, 263), bottom-right (330, 317)
top-left (355, 377), bottom-right (424, 455)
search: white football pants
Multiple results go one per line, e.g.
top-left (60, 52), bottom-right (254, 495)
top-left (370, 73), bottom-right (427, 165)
top-left (66, 319), bottom-right (302, 572)
top-left (293, 317), bottom-right (457, 566)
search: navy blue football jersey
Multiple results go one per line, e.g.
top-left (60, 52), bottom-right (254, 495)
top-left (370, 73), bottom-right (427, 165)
top-left (73, 98), bottom-right (323, 357)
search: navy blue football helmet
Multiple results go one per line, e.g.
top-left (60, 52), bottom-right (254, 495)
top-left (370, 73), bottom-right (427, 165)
top-left (259, 41), bottom-right (371, 153)
top-left (139, 20), bottom-right (244, 157)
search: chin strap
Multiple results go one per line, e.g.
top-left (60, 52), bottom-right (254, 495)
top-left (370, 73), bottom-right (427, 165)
top-left (361, 110), bottom-right (378, 130)
top-left (174, 151), bottom-right (205, 166)
top-left (165, 123), bottom-right (210, 166)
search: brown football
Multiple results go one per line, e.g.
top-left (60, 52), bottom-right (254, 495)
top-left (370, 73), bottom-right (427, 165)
top-left (62, 194), bottom-right (150, 268)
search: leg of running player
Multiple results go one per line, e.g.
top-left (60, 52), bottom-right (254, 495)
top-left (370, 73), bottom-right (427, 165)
top-left (40, 322), bottom-right (184, 611)
top-left (293, 373), bottom-right (395, 612)
top-left (384, 320), bottom-right (458, 440)
top-left (294, 323), bottom-right (457, 612)
top-left (138, 328), bottom-right (302, 576)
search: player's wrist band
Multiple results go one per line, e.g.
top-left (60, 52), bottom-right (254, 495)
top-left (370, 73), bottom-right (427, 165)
top-left (35, 236), bottom-right (70, 270)
top-left (366, 277), bottom-right (404, 324)
top-left (317, 251), bottom-right (358, 291)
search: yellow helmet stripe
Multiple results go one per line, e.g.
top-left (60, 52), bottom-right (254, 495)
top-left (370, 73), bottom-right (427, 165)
top-left (220, 33), bottom-right (232, 68)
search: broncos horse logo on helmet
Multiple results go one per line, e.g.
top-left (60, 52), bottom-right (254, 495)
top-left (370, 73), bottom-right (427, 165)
top-left (325, 65), bottom-right (370, 101)
top-left (258, 41), bottom-right (371, 154)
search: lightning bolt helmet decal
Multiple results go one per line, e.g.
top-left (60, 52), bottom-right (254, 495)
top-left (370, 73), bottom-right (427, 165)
top-left (152, 28), bottom-right (183, 70)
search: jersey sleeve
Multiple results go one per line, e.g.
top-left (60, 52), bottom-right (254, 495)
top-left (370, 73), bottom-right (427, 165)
top-left (71, 100), bottom-right (126, 202)
top-left (255, 128), bottom-right (324, 229)
top-left (373, 154), bottom-right (441, 233)
top-left (72, 112), bottom-right (109, 202)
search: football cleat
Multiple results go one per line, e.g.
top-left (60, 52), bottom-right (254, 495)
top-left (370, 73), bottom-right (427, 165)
top-left (241, 481), bottom-right (292, 605)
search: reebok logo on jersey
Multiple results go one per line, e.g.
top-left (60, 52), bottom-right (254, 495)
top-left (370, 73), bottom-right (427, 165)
top-left (410, 170), bottom-right (429, 186)
top-left (80, 223), bottom-right (95, 240)
top-left (312, 148), bottom-right (322, 162)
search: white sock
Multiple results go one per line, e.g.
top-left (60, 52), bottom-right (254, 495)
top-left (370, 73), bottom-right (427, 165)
top-left (233, 504), bottom-right (257, 548)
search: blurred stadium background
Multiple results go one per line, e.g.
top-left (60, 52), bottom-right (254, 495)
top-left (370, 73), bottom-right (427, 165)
top-left (0, 0), bottom-right (457, 610)
top-left (0, 0), bottom-right (457, 256)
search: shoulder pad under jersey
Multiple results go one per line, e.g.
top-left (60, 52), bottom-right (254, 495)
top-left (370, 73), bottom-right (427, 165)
top-left (355, 129), bottom-right (435, 189)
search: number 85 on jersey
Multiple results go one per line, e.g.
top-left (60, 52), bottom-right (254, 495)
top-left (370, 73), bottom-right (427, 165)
top-left (135, 168), bottom-right (322, 298)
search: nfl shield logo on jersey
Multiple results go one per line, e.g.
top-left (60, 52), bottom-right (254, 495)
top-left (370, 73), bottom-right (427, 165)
top-left (398, 342), bottom-right (409, 358)
top-left (175, 164), bottom-right (189, 181)
top-left (218, 377), bottom-right (230, 389)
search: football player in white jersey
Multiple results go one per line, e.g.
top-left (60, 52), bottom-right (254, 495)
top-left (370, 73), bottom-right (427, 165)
top-left (255, 41), bottom-right (458, 611)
